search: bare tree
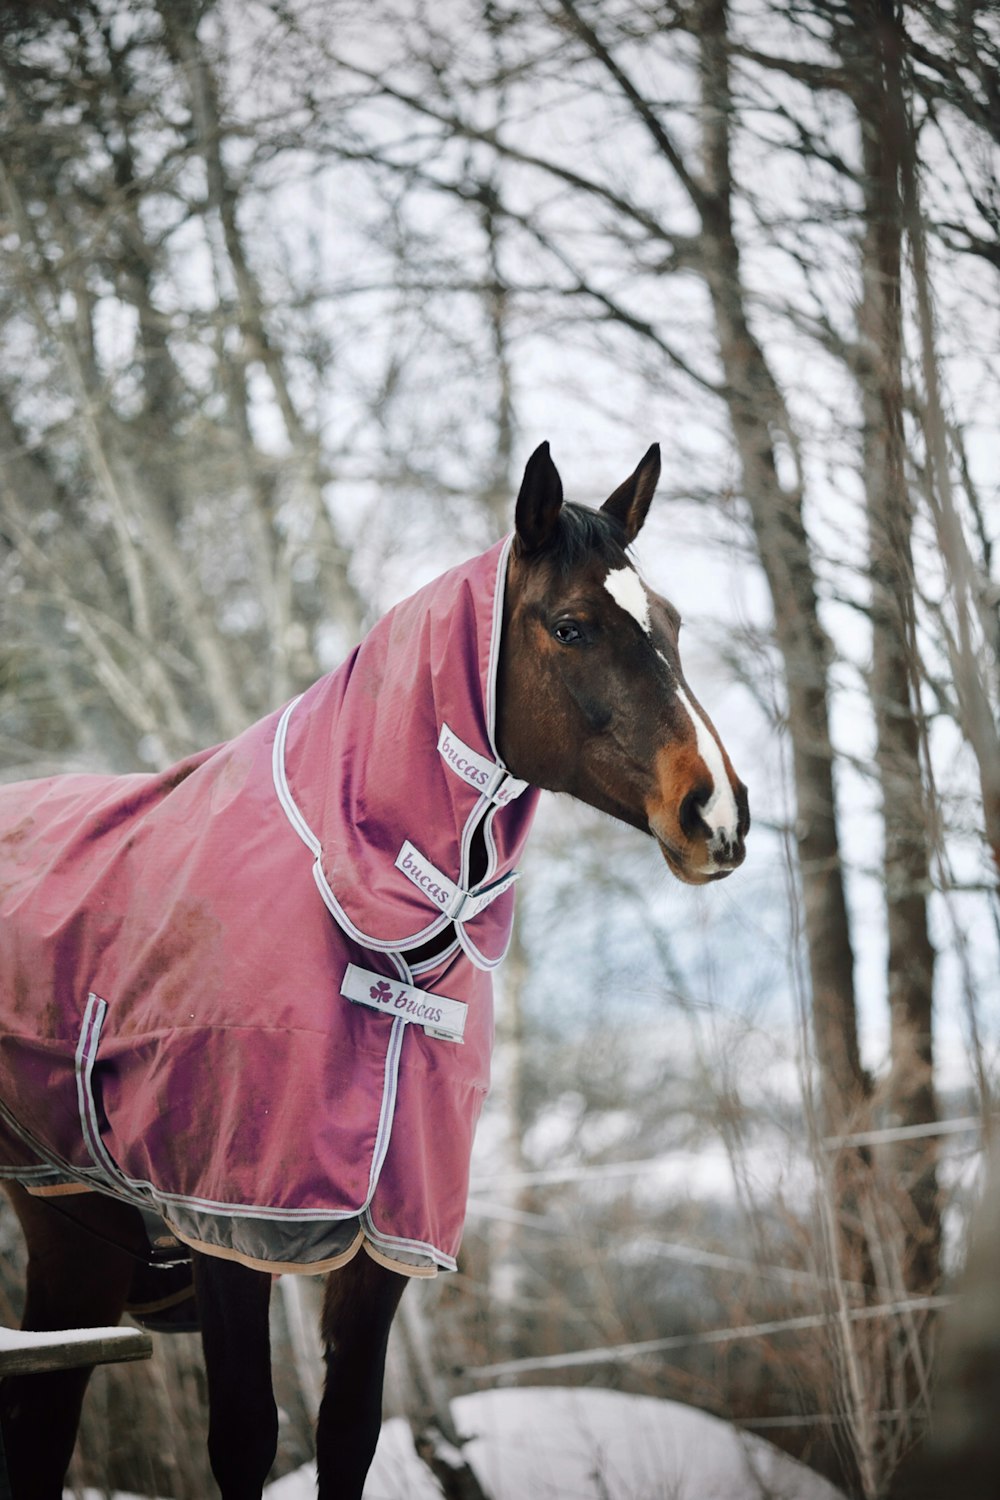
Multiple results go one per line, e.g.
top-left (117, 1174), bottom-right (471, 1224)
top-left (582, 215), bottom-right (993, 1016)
top-left (3, 3), bottom-right (998, 1494)
top-left (838, 0), bottom-right (940, 1299)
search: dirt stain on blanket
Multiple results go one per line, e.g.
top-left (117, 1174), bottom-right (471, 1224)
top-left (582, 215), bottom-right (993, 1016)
top-left (0, 816), bottom-right (34, 850)
top-left (118, 899), bottom-right (224, 1025)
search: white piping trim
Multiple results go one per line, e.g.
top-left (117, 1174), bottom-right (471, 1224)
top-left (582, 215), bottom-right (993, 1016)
top-left (485, 532), bottom-right (515, 759)
top-left (0, 1164), bottom-right (66, 1181)
top-left (0, 1095), bottom-right (106, 1188)
top-left (272, 697), bottom-right (321, 858)
top-left (455, 915), bottom-right (511, 971)
top-left (389, 951), bottom-right (412, 985)
top-left (310, 858), bottom-right (452, 954)
top-left (454, 801), bottom-right (507, 970)
top-left (76, 995), bottom-right (149, 1209)
top-left (75, 992), bottom-right (103, 1153)
top-left (409, 938), bottom-right (461, 977)
top-left (483, 800), bottom-right (501, 883)
top-left (359, 1016), bottom-right (407, 1209)
top-left (360, 1208), bottom-right (459, 1274)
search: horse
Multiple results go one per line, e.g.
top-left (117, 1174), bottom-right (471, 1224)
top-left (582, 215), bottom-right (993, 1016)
top-left (0, 441), bottom-right (748, 1499)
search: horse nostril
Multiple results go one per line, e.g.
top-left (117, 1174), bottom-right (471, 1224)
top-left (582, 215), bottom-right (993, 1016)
top-left (678, 788), bottom-right (708, 840)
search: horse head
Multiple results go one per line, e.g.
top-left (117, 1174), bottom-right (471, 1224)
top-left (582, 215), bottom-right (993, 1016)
top-left (498, 442), bottom-right (749, 884)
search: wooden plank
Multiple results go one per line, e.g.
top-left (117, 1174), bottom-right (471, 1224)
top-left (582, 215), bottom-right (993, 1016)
top-left (0, 1325), bottom-right (152, 1376)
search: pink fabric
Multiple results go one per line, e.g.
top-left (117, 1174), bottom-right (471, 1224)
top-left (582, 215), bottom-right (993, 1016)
top-left (0, 537), bottom-right (539, 1272)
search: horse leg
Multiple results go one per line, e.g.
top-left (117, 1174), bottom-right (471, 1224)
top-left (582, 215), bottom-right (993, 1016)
top-left (193, 1250), bottom-right (277, 1500)
top-left (0, 1182), bottom-right (140, 1499)
top-left (317, 1250), bottom-right (407, 1500)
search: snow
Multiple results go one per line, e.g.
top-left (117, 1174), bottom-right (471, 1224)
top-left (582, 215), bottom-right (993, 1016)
top-left (264, 1387), bottom-right (847, 1500)
top-left (0, 1324), bottom-right (142, 1350)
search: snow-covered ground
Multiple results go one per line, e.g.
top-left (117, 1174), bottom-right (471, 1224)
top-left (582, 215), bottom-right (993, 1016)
top-left (265, 1387), bottom-right (846, 1500)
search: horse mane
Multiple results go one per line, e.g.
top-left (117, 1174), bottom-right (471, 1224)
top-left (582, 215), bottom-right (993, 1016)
top-left (546, 502), bottom-right (630, 573)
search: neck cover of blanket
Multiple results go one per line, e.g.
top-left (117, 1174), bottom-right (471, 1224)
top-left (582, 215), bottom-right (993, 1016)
top-left (0, 535), bottom-right (540, 1275)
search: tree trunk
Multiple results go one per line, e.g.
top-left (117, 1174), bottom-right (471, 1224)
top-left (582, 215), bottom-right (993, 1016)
top-left (848, 0), bottom-right (939, 1296)
top-left (694, 0), bottom-right (870, 1155)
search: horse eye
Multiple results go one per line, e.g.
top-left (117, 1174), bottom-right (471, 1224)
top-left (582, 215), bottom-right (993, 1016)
top-left (552, 620), bottom-right (583, 645)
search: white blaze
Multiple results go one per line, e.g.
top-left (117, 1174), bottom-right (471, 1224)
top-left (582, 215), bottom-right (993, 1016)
top-left (674, 683), bottom-right (739, 852)
top-left (604, 566), bottom-right (652, 635)
top-left (603, 568), bottom-right (741, 866)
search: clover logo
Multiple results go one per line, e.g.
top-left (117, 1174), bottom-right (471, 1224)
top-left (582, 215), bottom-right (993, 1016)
top-left (370, 980), bottom-right (393, 1004)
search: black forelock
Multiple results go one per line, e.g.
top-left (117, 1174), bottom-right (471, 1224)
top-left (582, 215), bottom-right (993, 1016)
top-left (544, 502), bottom-right (630, 573)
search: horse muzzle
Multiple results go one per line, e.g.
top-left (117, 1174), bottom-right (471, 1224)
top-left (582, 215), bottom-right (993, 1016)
top-left (654, 832), bottom-right (745, 885)
top-left (649, 779), bottom-right (749, 885)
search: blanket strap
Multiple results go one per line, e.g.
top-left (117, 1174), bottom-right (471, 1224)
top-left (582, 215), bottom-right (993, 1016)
top-left (394, 840), bottom-right (518, 924)
top-left (437, 723), bottom-right (528, 806)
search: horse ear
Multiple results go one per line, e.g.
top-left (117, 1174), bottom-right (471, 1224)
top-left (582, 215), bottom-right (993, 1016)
top-left (600, 443), bottom-right (661, 544)
top-left (515, 442), bottom-right (563, 554)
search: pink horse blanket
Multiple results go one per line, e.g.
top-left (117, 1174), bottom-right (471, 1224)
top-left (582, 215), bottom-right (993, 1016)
top-left (0, 536), bottom-right (539, 1274)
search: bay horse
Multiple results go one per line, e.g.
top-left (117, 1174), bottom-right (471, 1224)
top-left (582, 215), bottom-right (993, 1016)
top-left (0, 442), bottom-right (748, 1499)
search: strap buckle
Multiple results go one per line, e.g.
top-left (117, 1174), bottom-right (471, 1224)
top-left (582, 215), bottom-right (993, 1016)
top-left (446, 870), bottom-right (519, 924)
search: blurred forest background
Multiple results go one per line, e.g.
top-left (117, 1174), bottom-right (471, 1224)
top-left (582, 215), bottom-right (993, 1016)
top-left (0, 0), bottom-right (997, 1496)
